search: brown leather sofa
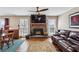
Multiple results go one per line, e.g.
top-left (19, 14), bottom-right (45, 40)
top-left (51, 30), bottom-right (79, 52)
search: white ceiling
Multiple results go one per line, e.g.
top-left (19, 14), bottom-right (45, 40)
top-left (0, 7), bottom-right (73, 16)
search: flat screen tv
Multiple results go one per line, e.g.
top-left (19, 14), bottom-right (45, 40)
top-left (31, 14), bottom-right (46, 23)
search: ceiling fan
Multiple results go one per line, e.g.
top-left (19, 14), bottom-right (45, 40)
top-left (30, 7), bottom-right (48, 13)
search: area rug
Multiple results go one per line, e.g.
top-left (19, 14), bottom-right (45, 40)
top-left (27, 39), bottom-right (57, 52)
top-left (0, 40), bottom-right (24, 52)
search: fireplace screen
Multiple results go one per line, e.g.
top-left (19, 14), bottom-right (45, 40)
top-left (36, 31), bottom-right (41, 34)
top-left (32, 28), bottom-right (44, 35)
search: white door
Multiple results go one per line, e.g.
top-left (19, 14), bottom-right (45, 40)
top-left (19, 19), bottom-right (29, 37)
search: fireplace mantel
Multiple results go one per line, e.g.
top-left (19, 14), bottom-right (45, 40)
top-left (31, 23), bottom-right (46, 29)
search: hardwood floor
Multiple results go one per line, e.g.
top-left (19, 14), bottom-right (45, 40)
top-left (16, 38), bottom-right (58, 52)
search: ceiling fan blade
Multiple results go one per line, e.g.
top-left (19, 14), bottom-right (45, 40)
top-left (29, 7), bottom-right (48, 13)
top-left (29, 11), bottom-right (37, 12)
top-left (29, 7), bottom-right (39, 12)
top-left (39, 8), bottom-right (48, 11)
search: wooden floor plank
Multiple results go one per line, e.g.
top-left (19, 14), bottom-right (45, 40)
top-left (16, 38), bottom-right (58, 52)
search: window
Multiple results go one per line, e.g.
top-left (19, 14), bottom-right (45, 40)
top-left (0, 19), bottom-right (4, 29)
top-left (48, 19), bottom-right (57, 36)
top-left (19, 19), bottom-right (29, 37)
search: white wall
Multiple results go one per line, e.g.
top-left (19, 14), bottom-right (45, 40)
top-left (58, 7), bottom-right (79, 31)
top-left (0, 16), bottom-right (30, 29)
top-left (0, 16), bottom-right (58, 35)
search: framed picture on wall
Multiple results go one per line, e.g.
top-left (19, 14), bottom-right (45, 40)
top-left (69, 12), bottom-right (79, 28)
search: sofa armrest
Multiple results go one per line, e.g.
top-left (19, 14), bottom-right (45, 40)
top-left (60, 35), bottom-right (67, 39)
top-left (53, 34), bottom-right (60, 36)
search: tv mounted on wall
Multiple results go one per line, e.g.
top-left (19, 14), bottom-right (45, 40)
top-left (31, 14), bottom-right (46, 23)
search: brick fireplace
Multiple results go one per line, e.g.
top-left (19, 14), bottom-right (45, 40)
top-left (30, 23), bottom-right (48, 36)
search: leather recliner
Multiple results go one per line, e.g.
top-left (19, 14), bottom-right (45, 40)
top-left (51, 30), bottom-right (79, 52)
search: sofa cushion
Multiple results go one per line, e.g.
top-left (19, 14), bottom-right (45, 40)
top-left (67, 38), bottom-right (79, 45)
top-left (59, 30), bottom-right (65, 35)
top-left (72, 35), bottom-right (79, 41)
top-left (58, 40), bottom-right (74, 52)
top-left (69, 32), bottom-right (79, 41)
top-left (64, 31), bottom-right (70, 37)
top-left (59, 30), bottom-right (70, 37)
top-left (60, 35), bottom-right (67, 39)
top-left (69, 32), bottom-right (76, 37)
top-left (53, 32), bottom-right (60, 36)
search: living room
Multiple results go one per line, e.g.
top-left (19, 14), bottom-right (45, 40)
top-left (0, 7), bottom-right (79, 52)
